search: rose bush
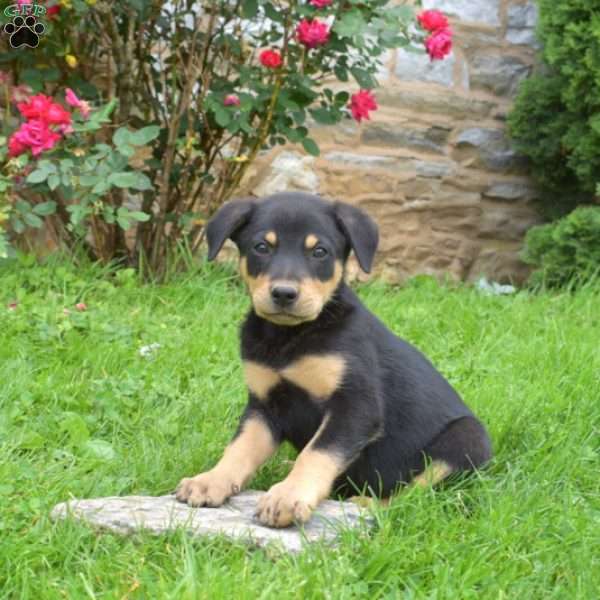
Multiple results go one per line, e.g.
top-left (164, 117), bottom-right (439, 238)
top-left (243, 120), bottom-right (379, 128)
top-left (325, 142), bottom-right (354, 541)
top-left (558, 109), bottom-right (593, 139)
top-left (0, 0), bottom-right (452, 278)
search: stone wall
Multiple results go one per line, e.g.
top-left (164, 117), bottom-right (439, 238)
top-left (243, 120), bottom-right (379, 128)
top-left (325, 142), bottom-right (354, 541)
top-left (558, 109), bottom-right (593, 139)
top-left (240, 0), bottom-right (542, 284)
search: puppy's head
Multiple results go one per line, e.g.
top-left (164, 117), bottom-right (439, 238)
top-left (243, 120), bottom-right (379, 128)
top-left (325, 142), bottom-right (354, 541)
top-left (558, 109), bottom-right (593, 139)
top-left (206, 192), bottom-right (378, 326)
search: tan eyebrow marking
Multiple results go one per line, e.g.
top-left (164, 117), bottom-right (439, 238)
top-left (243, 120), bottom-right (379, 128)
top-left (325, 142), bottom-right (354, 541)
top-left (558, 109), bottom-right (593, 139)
top-left (265, 231), bottom-right (277, 245)
top-left (304, 234), bottom-right (318, 249)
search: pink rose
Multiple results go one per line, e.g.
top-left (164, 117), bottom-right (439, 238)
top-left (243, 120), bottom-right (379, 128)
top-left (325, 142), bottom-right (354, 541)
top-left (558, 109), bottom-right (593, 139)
top-left (259, 49), bottom-right (283, 69)
top-left (296, 19), bottom-right (330, 49)
top-left (309, 0), bottom-right (333, 8)
top-left (10, 119), bottom-right (62, 157)
top-left (223, 94), bottom-right (241, 107)
top-left (65, 88), bottom-right (91, 118)
top-left (424, 28), bottom-right (453, 61)
top-left (417, 10), bottom-right (449, 32)
top-left (348, 89), bottom-right (378, 123)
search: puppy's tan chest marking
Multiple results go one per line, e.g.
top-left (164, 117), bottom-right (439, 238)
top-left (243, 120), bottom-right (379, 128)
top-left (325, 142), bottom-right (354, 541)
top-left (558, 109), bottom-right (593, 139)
top-left (281, 354), bottom-right (346, 400)
top-left (243, 354), bottom-right (346, 401)
top-left (243, 361), bottom-right (281, 401)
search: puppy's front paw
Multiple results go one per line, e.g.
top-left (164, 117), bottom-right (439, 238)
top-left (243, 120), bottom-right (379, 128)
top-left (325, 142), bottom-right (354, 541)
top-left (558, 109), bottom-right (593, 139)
top-left (175, 470), bottom-right (239, 507)
top-left (255, 481), bottom-right (314, 528)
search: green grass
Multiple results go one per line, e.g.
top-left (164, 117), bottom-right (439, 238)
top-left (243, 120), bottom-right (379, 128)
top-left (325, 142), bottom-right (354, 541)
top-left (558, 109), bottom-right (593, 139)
top-left (1, 255), bottom-right (599, 599)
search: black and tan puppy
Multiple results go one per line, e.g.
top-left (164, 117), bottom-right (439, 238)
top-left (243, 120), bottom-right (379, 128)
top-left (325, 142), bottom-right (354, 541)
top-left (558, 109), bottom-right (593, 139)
top-left (176, 192), bottom-right (492, 527)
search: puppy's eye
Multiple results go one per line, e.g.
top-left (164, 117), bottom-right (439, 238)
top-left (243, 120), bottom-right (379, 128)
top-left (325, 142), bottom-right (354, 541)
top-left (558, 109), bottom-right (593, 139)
top-left (312, 246), bottom-right (328, 259)
top-left (254, 242), bottom-right (270, 255)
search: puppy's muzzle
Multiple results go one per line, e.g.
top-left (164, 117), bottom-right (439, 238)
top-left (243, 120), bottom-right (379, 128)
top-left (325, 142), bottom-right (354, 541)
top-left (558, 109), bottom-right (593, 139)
top-left (270, 284), bottom-right (299, 309)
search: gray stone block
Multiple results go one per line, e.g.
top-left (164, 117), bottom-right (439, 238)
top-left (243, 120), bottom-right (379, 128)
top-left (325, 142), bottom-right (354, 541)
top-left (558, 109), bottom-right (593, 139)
top-left (363, 123), bottom-right (451, 155)
top-left (395, 46), bottom-right (455, 88)
top-left (455, 128), bottom-right (526, 171)
top-left (51, 491), bottom-right (371, 554)
top-left (484, 182), bottom-right (536, 201)
top-left (506, 2), bottom-right (539, 46)
top-left (376, 87), bottom-right (496, 119)
top-left (421, 0), bottom-right (500, 26)
top-left (470, 55), bottom-right (531, 97)
top-left (323, 152), bottom-right (398, 169)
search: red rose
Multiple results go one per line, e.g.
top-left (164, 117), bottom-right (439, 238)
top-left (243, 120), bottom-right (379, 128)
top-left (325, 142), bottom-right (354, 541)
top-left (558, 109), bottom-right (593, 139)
top-left (348, 89), bottom-right (378, 123)
top-left (8, 134), bottom-right (28, 157)
top-left (47, 4), bottom-right (61, 18)
top-left (417, 10), bottom-right (449, 32)
top-left (259, 49), bottom-right (283, 69)
top-left (296, 19), bottom-right (330, 49)
top-left (424, 28), bottom-right (453, 61)
top-left (224, 94), bottom-right (241, 107)
top-left (17, 93), bottom-right (72, 126)
top-left (309, 0), bottom-right (333, 7)
top-left (17, 94), bottom-right (54, 119)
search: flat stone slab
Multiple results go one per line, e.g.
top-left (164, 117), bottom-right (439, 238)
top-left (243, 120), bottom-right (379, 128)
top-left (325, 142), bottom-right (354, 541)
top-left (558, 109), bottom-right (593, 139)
top-left (51, 491), bottom-right (370, 553)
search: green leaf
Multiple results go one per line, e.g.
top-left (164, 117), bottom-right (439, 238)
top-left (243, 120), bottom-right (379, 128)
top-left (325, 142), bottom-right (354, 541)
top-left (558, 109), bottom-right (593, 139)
top-left (350, 66), bottom-right (376, 89)
top-left (61, 413), bottom-right (90, 446)
top-left (108, 172), bottom-right (153, 191)
top-left (113, 127), bottom-right (131, 146)
top-left (79, 175), bottom-right (100, 187)
top-left (94, 99), bottom-right (117, 123)
top-left (334, 10), bottom-right (367, 38)
top-left (92, 180), bottom-right (110, 195)
top-left (12, 217), bottom-right (25, 234)
top-left (48, 174), bottom-right (60, 191)
top-left (23, 213), bottom-right (43, 228)
top-left (334, 64), bottom-right (349, 82)
top-left (130, 211), bottom-right (151, 222)
top-left (117, 216), bottom-right (131, 230)
top-left (117, 144), bottom-right (135, 158)
top-left (214, 107), bottom-right (231, 128)
top-left (263, 2), bottom-right (283, 22)
top-left (33, 201), bottom-right (57, 216)
top-left (26, 169), bottom-right (49, 184)
top-left (15, 200), bottom-right (31, 213)
top-left (242, 0), bottom-right (258, 19)
top-left (83, 439), bottom-right (116, 461)
top-left (310, 107), bottom-right (338, 125)
top-left (129, 125), bottom-right (160, 146)
top-left (302, 138), bottom-right (320, 157)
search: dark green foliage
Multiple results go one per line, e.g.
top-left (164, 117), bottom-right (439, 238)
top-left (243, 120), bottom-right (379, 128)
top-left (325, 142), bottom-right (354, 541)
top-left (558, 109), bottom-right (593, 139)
top-left (508, 0), bottom-right (600, 215)
top-left (522, 206), bottom-right (600, 287)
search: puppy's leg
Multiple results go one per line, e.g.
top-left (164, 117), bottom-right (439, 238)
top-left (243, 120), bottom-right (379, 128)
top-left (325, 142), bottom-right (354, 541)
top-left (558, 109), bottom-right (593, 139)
top-left (255, 415), bottom-right (342, 527)
top-left (409, 460), bottom-right (454, 488)
top-left (256, 379), bottom-right (383, 528)
top-left (410, 416), bottom-right (492, 488)
top-left (177, 410), bottom-right (279, 507)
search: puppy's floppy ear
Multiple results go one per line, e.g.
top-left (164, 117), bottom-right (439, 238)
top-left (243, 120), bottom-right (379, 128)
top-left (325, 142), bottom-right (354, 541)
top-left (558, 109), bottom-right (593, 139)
top-left (334, 202), bottom-right (379, 273)
top-left (206, 198), bottom-right (255, 261)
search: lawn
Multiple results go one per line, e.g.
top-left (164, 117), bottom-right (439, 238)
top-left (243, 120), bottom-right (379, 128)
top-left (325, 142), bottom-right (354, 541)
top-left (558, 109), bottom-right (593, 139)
top-left (1, 256), bottom-right (599, 599)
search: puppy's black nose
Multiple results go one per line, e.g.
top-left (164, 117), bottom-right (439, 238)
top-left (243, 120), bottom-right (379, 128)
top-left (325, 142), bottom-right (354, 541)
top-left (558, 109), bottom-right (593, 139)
top-left (271, 285), bottom-right (298, 307)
